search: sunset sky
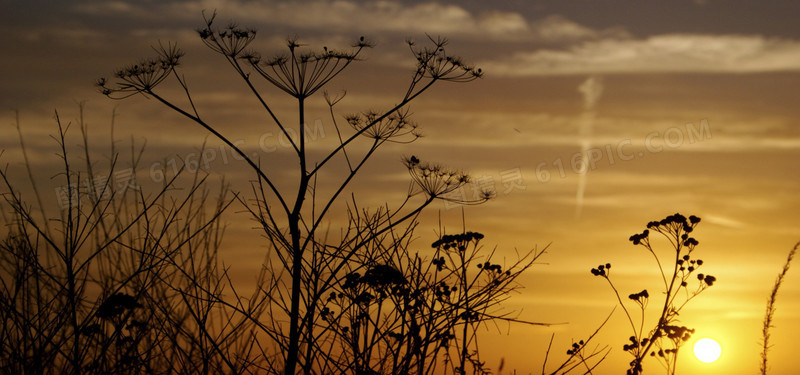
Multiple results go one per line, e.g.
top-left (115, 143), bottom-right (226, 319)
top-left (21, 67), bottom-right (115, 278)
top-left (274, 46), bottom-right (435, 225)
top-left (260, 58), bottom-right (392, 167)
top-left (2, 1), bottom-right (799, 374)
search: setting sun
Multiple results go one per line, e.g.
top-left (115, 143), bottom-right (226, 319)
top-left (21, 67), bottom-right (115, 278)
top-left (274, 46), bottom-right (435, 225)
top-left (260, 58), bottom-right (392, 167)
top-left (694, 338), bottom-right (722, 363)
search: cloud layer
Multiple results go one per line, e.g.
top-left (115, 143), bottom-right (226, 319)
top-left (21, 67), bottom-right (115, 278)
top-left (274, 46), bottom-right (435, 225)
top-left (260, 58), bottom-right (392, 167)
top-left (72, 0), bottom-right (622, 42)
top-left (63, 0), bottom-right (800, 76)
top-left (484, 34), bottom-right (800, 75)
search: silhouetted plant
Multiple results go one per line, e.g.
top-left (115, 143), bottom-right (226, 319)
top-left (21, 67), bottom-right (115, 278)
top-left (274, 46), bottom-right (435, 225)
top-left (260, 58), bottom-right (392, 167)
top-left (98, 11), bottom-right (491, 375)
top-left (760, 241), bottom-right (798, 375)
top-left (591, 213), bottom-right (715, 375)
top-left (312, 228), bottom-right (542, 374)
top-left (0, 107), bottom-right (233, 374)
top-left (540, 311), bottom-right (612, 375)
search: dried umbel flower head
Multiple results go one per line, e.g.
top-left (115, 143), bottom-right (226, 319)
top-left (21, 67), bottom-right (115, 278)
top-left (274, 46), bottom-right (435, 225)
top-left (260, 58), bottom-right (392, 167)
top-left (402, 155), bottom-right (471, 201)
top-left (198, 12), bottom-right (256, 57)
top-left (629, 230), bottom-right (649, 245)
top-left (635, 213), bottom-right (703, 261)
top-left (241, 36), bottom-right (373, 98)
top-left (644, 213), bottom-right (700, 236)
top-left (408, 35), bottom-right (482, 82)
top-left (96, 293), bottom-right (142, 319)
top-left (345, 109), bottom-right (421, 142)
top-left (431, 231), bottom-right (484, 250)
top-left (98, 42), bottom-right (183, 98)
top-left (590, 262), bottom-right (611, 277)
top-left (628, 289), bottom-right (649, 308)
top-left (566, 340), bottom-right (585, 355)
top-left (360, 264), bottom-right (408, 288)
top-left (660, 325), bottom-right (695, 343)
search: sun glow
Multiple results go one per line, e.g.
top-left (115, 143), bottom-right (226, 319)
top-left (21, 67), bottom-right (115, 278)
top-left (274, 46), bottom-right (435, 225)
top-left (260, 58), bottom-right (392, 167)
top-left (693, 338), bottom-right (722, 363)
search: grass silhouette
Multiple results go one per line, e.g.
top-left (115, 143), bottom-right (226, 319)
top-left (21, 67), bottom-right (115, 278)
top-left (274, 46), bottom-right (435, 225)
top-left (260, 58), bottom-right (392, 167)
top-left (760, 241), bottom-right (798, 375)
top-left (0, 106), bottom-right (234, 374)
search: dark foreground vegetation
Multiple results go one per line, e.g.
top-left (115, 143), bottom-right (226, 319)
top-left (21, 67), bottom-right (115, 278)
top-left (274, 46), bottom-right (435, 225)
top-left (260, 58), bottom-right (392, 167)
top-left (1, 13), bottom-right (796, 375)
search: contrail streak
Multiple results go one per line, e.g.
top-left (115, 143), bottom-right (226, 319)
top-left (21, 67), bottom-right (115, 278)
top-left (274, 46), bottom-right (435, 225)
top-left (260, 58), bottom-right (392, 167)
top-left (575, 76), bottom-right (603, 219)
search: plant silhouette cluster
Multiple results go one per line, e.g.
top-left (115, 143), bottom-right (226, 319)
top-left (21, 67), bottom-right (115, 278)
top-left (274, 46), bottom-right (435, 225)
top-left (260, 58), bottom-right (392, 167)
top-left (82, 11), bottom-right (551, 375)
top-left (0, 115), bottom-right (541, 374)
top-left (310, 230), bottom-right (542, 374)
top-left (0, 107), bottom-right (234, 374)
top-left (7, 11), bottom-right (779, 375)
top-left (592, 213), bottom-right (715, 375)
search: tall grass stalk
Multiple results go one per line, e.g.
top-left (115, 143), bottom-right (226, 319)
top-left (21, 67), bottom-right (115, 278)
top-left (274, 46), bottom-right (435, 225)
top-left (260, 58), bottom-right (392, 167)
top-left (760, 241), bottom-right (799, 375)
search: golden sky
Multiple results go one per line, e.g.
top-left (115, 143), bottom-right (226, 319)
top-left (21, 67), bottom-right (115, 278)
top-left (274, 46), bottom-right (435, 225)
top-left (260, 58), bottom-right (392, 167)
top-left (1, 1), bottom-right (799, 374)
